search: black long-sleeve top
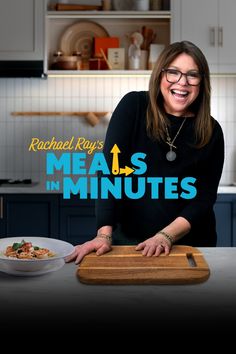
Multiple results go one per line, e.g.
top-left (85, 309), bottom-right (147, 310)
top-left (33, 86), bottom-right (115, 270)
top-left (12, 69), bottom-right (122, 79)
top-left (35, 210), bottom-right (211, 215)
top-left (96, 91), bottom-right (225, 246)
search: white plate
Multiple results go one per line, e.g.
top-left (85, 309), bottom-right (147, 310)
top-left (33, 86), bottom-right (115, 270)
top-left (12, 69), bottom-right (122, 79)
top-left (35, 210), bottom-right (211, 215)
top-left (60, 21), bottom-right (109, 57)
top-left (0, 237), bottom-right (74, 276)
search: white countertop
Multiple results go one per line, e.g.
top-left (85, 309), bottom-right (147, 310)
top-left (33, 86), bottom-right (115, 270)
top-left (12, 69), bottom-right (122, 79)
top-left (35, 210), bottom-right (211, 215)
top-left (0, 248), bottom-right (236, 334)
top-left (218, 185), bottom-right (236, 193)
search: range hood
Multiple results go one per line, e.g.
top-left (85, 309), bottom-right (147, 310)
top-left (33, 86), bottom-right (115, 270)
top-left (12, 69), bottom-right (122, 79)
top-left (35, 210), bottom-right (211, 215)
top-left (0, 61), bottom-right (44, 78)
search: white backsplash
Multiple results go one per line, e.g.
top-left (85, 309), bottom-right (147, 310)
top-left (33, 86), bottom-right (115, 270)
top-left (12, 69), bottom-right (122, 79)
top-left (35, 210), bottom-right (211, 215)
top-left (0, 76), bottom-right (235, 185)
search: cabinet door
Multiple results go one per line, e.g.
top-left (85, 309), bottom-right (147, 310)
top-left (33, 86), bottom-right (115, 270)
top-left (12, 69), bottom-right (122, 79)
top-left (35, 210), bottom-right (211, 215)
top-left (214, 199), bottom-right (232, 246)
top-left (233, 200), bottom-right (236, 247)
top-left (60, 198), bottom-right (96, 245)
top-left (0, 0), bottom-right (44, 60)
top-left (171, 0), bottom-right (218, 72)
top-left (218, 0), bottom-right (236, 72)
top-left (0, 196), bottom-right (6, 236)
top-left (4, 194), bottom-right (59, 238)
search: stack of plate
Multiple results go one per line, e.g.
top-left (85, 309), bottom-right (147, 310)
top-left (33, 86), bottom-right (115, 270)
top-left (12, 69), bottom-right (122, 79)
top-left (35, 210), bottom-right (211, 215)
top-left (60, 21), bottom-right (109, 59)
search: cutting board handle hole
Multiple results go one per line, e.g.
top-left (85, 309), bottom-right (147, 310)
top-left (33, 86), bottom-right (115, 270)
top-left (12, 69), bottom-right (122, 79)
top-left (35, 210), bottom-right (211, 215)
top-left (186, 253), bottom-right (197, 267)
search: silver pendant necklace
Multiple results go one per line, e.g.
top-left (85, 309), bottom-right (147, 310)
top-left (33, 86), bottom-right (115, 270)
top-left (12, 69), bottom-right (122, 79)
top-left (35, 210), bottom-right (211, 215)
top-left (165, 117), bottom-right (187, 162)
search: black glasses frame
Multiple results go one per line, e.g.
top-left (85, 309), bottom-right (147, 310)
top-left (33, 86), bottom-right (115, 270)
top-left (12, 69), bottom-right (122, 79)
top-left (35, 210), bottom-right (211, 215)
top-left (161, 68), bottom-right (202, 86)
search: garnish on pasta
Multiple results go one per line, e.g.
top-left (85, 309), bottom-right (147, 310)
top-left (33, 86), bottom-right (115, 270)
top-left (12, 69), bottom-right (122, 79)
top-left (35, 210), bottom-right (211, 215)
top-left (4, 240), bottom-right (55, 259)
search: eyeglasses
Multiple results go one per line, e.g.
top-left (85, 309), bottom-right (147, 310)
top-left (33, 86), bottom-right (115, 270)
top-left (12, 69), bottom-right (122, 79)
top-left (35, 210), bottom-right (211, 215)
top-left (162, 68), bottom-right (202, 86)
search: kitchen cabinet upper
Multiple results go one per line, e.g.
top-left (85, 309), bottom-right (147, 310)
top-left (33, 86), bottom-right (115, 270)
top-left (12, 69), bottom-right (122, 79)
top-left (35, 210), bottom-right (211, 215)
top-left (171, 0), bottom-right (236, 73)
top-left (0, 0), bottom-right (44, 60)
top-left (0, 0), bottom-right (44, 77)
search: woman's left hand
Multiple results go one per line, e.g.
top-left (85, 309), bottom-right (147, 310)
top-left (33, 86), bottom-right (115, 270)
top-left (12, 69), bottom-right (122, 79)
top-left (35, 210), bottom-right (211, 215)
top-left (135, 234), bottom-right (171, 256)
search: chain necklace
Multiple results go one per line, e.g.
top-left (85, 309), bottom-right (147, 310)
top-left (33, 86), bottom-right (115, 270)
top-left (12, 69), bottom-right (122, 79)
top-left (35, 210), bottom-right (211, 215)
top-left (165, 117), bottom-right (187, 161)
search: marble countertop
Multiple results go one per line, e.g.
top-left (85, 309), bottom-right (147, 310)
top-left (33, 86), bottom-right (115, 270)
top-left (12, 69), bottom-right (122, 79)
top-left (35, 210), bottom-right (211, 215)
top-left (0, 247), bottom-right (236, 334)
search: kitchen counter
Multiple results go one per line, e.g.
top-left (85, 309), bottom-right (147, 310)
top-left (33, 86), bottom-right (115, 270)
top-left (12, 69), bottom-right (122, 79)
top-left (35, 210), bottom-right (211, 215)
top-left (0, 248), bottom-right (236, 335)
top-left (218, 185), bottom-right (236, 193)
top-left (0, 182), bottom-right (55, 193)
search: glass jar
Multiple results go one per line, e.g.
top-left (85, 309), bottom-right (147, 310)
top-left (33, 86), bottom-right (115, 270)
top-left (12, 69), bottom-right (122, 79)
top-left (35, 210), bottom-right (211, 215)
top-left (72, 51), bottom-right (82, 70)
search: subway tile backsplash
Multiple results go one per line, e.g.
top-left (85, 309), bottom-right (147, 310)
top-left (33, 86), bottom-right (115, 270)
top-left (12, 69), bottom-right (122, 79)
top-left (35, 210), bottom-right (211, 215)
top-left (0, 76), bottom-right (235, 185)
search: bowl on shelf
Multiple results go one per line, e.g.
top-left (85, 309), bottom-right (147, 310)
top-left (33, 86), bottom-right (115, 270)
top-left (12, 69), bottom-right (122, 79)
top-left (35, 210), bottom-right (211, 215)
top-left (55, 56), bottom-right (78, 70)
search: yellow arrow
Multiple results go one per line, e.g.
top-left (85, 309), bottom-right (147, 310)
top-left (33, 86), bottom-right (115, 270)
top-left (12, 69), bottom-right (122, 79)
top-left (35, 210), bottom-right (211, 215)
top-left (111, 144), bottom-right (120, 175)
top-left (119, 166), bottom-right (135, 176)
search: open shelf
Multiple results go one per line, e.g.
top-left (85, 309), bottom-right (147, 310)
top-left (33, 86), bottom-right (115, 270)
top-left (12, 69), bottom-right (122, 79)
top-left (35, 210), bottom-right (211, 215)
top-left (45, 10), bottom-right (170, 76)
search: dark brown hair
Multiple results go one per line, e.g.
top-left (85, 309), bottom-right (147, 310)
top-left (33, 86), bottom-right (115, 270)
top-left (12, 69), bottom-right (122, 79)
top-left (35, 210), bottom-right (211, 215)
top-left (147, 40), bottom-right (213, 147)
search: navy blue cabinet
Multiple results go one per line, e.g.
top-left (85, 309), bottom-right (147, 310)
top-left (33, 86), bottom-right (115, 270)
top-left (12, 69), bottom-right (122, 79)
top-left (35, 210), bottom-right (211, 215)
top-left (233, 200), bottom-right (236, 247)
top-left (59, 193), bottom-right (236, 246)
top-left (1, 193), bottom-right (235, 247)
top-left (0, 196), bottom-right (6, 236)
top-left (214, 194), bottom-right (236, 246)
top-left (59, 196), bottom-right (96, 245)
top-left (0, 194), bottom-right (96, 244)
top-left (0, 194), bottom-right (59, 238)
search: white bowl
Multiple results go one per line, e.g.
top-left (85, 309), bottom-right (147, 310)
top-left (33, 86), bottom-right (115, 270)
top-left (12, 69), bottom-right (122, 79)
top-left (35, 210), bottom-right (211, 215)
top-left (0, 237), bottom-right (74, 276)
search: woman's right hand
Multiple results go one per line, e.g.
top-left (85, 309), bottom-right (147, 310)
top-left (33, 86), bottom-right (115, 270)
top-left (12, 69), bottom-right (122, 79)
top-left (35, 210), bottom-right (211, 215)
top-left (65, 236), bottom-right (112, 264)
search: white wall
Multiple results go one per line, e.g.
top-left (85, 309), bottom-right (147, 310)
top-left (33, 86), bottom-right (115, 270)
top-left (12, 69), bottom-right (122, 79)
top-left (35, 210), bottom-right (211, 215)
top-left (0, 76), bottom-right (235, 185)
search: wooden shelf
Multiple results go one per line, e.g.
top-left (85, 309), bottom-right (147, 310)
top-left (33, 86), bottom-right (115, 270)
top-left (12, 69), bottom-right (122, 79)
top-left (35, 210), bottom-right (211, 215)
top-left (11, 111), bottom-right (110, 126)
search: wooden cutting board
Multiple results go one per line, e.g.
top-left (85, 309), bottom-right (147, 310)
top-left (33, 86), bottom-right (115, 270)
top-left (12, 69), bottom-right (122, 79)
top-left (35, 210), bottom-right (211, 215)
top-left (77, 245), bottom-right (210, 284)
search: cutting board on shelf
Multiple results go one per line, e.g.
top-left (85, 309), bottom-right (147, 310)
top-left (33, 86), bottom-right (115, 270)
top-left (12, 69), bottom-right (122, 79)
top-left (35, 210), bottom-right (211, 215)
top-left (77, 245), bottom-right (210, 285)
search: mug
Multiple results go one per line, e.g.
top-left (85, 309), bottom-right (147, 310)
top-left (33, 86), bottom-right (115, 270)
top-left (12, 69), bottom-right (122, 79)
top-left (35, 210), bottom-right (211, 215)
top-left (133, 0), bottom-right (150, 11)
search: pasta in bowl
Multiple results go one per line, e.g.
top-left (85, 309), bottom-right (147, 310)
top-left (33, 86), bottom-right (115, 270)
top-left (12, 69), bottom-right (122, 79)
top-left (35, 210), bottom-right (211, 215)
top-left (0, 237), bottom-right (74, 276)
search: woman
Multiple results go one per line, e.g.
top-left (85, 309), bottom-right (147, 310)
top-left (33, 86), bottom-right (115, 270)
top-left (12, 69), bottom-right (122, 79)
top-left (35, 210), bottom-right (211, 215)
top-left (67, 41), bottom-right (224, 264)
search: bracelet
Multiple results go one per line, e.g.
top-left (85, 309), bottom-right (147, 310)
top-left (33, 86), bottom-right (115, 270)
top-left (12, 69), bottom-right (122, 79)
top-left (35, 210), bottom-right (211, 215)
top-left (157, 231), bottom-right (174, 245)
top-left (96, 233), bottom-right (112, 242)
